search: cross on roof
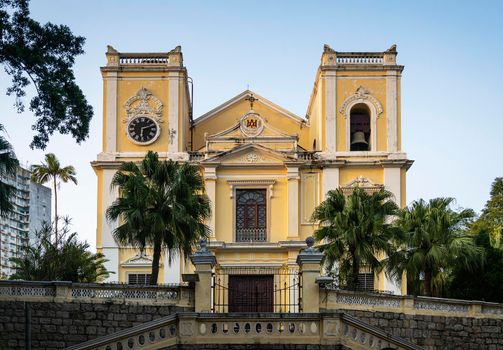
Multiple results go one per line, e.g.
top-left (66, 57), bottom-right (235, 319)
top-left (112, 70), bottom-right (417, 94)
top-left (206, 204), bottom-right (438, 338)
top-left (245, 94), bottom-right (258, 110)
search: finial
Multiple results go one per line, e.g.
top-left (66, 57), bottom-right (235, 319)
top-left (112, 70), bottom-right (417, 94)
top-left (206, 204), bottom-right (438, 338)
top-left (199, 239), bottom-right (208, 252)
top-left (107, 45), bottom-right (118, 54)
top-left (323, 44), bottom-right (336, 53)
top-left (170, 45), bottom-right (182, 53)
top-left (245, 93), bottom-right (258, 110)
top-left (306, 236), bottom-right (315, 248)
top-left (386, 44), bottom-right (397, 53)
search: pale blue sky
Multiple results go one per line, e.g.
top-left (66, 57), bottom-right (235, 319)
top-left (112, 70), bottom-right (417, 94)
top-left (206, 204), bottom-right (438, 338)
top-left (1, 0), bottom-right (502, 249)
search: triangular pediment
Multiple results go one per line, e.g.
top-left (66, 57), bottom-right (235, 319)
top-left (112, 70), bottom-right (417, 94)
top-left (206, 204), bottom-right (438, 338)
top-left (203, 144), bottom-right (297, 165)
top-left (120, 252), bottom-right (156, 267)
top-left (194, 90), bottom-right (305, 126)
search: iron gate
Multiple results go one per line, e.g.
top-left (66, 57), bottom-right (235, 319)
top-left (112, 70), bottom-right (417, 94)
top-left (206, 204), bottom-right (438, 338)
top-left (212, 266), bottom-right (302, 313)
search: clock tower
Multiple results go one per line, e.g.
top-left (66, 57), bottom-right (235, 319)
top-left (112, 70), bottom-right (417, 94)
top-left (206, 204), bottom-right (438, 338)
top-left (92, 45), bottom-right (191, 282)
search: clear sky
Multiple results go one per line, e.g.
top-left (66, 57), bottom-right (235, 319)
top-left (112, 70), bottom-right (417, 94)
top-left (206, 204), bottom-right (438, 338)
top-left (1, 0), bottom-right (502, 249)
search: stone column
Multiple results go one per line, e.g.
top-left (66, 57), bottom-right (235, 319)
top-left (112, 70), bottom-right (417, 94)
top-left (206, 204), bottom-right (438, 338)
top-left (190, 240), bottom-right (216, 313)
top-left (296, 237), bottom-right (324, 313)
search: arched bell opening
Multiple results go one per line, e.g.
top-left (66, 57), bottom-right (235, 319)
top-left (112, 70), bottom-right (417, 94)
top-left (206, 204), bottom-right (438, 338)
top-left (349, 103), bottom-right (371, 151)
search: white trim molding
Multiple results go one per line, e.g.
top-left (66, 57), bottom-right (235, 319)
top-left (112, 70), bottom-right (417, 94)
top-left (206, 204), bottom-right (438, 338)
top-left (339, 86), bottom-right (383, 152)
top-left (324, 71), bottom-right (337, 153)
top-left (105, 72), bottom-right (118, 153)
top-left (227, 179), bottom-right (276, 198)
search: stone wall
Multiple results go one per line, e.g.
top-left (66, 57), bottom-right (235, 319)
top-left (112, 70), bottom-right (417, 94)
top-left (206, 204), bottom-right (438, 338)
top-left (342, 309), bottom-right (503, 350)
top-left (0, 301), bottom-right (191, 350)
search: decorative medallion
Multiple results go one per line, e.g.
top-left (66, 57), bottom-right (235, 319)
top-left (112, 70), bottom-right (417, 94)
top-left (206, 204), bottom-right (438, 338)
top-left (240, 112), bottom-right (264, 137)
top-left (123, 88), bottom-right (163, 145)
top-left (243, 152), bottom-right (262, 163)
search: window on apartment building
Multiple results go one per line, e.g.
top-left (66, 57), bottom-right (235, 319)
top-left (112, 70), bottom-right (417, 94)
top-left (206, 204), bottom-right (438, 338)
top-left (128, 273), bottom-right (152, 285)
top-left (236, 189), bottom-right (267, 242)
top-left (350, 103), bottom-right (371, 151)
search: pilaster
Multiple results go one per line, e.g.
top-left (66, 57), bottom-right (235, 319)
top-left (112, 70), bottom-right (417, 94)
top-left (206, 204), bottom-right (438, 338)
top-left (322, 167), bottom-right (340, 200)
top-left (204, 166), bottom-right (217, 238)
top-left (383, 166), bottom-right (401, 207)
top-left (386, 70), bottom-right (398, 152)
top-left (287, 167), bottom-right (299, 238)
top-left (324, 71), bottom-right (337, 153)
top-left (168, 72), bottom-right (180, 153)
top-left (105, 72), bottom-right (118, 153)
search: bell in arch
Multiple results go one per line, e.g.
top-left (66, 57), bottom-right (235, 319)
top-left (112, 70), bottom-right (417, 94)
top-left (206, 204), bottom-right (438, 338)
top-left (351, 131), bottom-right (369, 151)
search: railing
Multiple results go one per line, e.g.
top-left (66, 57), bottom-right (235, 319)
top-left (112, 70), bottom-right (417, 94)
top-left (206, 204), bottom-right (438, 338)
top-left (335, 53), bottom-right (384, 64)
top-left (236, 227), bottom-right (267, 242)
top-left (65, 312), bottom-right (423, 350)
top-left (297, 151), bottom-right (315, 161)
top-left (321, 288), bottom-right (503, 317)
top-left (188, 151), bottom-right (205, 162)
top-left (212, 266), bottom-right (301, 313)
top-left (118, 53), bottom-right (170, 65)
top-left (0, 280), bottom-right (194, 306)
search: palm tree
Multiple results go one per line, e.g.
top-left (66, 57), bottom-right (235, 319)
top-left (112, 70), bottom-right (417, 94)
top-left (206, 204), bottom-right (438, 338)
top-left (31, 153), bottom-right (77, 238)
top-left (106, 151), bottom-right (211, 285)
top-left (312, 187), bottom-right (400, 291)
top-left (0, 124), bottom-right (19, 215)
top-left (387, 198), bottom-right (480, 297)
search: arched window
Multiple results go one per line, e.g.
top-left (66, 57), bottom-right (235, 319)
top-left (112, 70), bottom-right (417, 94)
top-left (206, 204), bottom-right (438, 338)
top-left (350, 103), bottom-right (371, 151)
top-left (236, 189), bottom-right (267, 241)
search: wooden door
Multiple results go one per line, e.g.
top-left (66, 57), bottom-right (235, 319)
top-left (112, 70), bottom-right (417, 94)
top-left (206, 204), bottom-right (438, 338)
top-left (228, 275), bottom-right (273, 312)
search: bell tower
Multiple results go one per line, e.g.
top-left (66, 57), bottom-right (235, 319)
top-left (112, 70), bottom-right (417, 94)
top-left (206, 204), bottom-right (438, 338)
top-left (306, 44), bottom-right (413, 294)
top-left (93, 45), bottom-right (191, 282)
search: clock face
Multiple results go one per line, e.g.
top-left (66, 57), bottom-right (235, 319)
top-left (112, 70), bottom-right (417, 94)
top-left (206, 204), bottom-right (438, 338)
top-left (127, 117), bottom-right (159, 145)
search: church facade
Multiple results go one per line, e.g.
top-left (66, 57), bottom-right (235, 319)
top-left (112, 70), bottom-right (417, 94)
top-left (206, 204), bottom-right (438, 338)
top-left (93, 44), bottom-right (412, 295)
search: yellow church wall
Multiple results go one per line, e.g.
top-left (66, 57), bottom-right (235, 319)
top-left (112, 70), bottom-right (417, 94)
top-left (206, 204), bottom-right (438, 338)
top-left (118, 247), bottom-right (170, 284)
top-left (339, 168), bottom-right (384, 187)
top-left (212, 167), bottom-right (288, 243)
top-left (193, 100), bottom-right (309, 151)
top-left (307, 76), bottom-right (324, 151)
top-left (115, 79), bottom-right (170, 153)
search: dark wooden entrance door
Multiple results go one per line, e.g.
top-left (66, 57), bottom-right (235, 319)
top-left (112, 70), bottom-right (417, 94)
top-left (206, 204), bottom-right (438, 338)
top-left (228, 275), bottom-right (273, 312)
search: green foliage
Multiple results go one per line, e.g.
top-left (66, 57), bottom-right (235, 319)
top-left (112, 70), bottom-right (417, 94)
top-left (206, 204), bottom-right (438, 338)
top-left (0, 0), bottom-right (93, 149)
top-left (387, 198), bottom-right (481, 297)
top-left (474, 177), bottom-right (503, 248)
top-left (0, 123), bottom-right (19, 215)
top-left (106, 151), bottom-right (211, 285)
top-left (447, 228), bottom-right (503, 302)
top-left (10, 218), bottom-right (110, 282)
top-left (312, 187), bottom-right (400, 290)
top-left (31, 153), bottom-right (77, 237)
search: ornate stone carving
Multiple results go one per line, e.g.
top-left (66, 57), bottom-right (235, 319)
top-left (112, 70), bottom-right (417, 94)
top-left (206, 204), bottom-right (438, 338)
top-left (180, 321), bottom-right (194, 336)
top-left (341, 176), bottom-right (383, 195)
top-left (339, 86), bottom-right (383, 118)
top-left (240, 112), bottom-right (264, 137)
top-left (123, 88), bottom-right (163, 125)
top-left (242, 152), bottom-right (262, 163)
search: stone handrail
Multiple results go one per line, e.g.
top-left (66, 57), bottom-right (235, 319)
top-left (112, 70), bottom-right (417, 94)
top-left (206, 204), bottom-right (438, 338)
top-left (0, 280), bottom-right (194, 307)
top-left (66, 312), bottom-right (423, 350)
top-left (321, 288), bottom-right (503, 318)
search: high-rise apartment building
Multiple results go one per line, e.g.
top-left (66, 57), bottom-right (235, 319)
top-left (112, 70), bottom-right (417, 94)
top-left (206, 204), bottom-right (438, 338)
top-left (0, 166), bottom-right (51, 277)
